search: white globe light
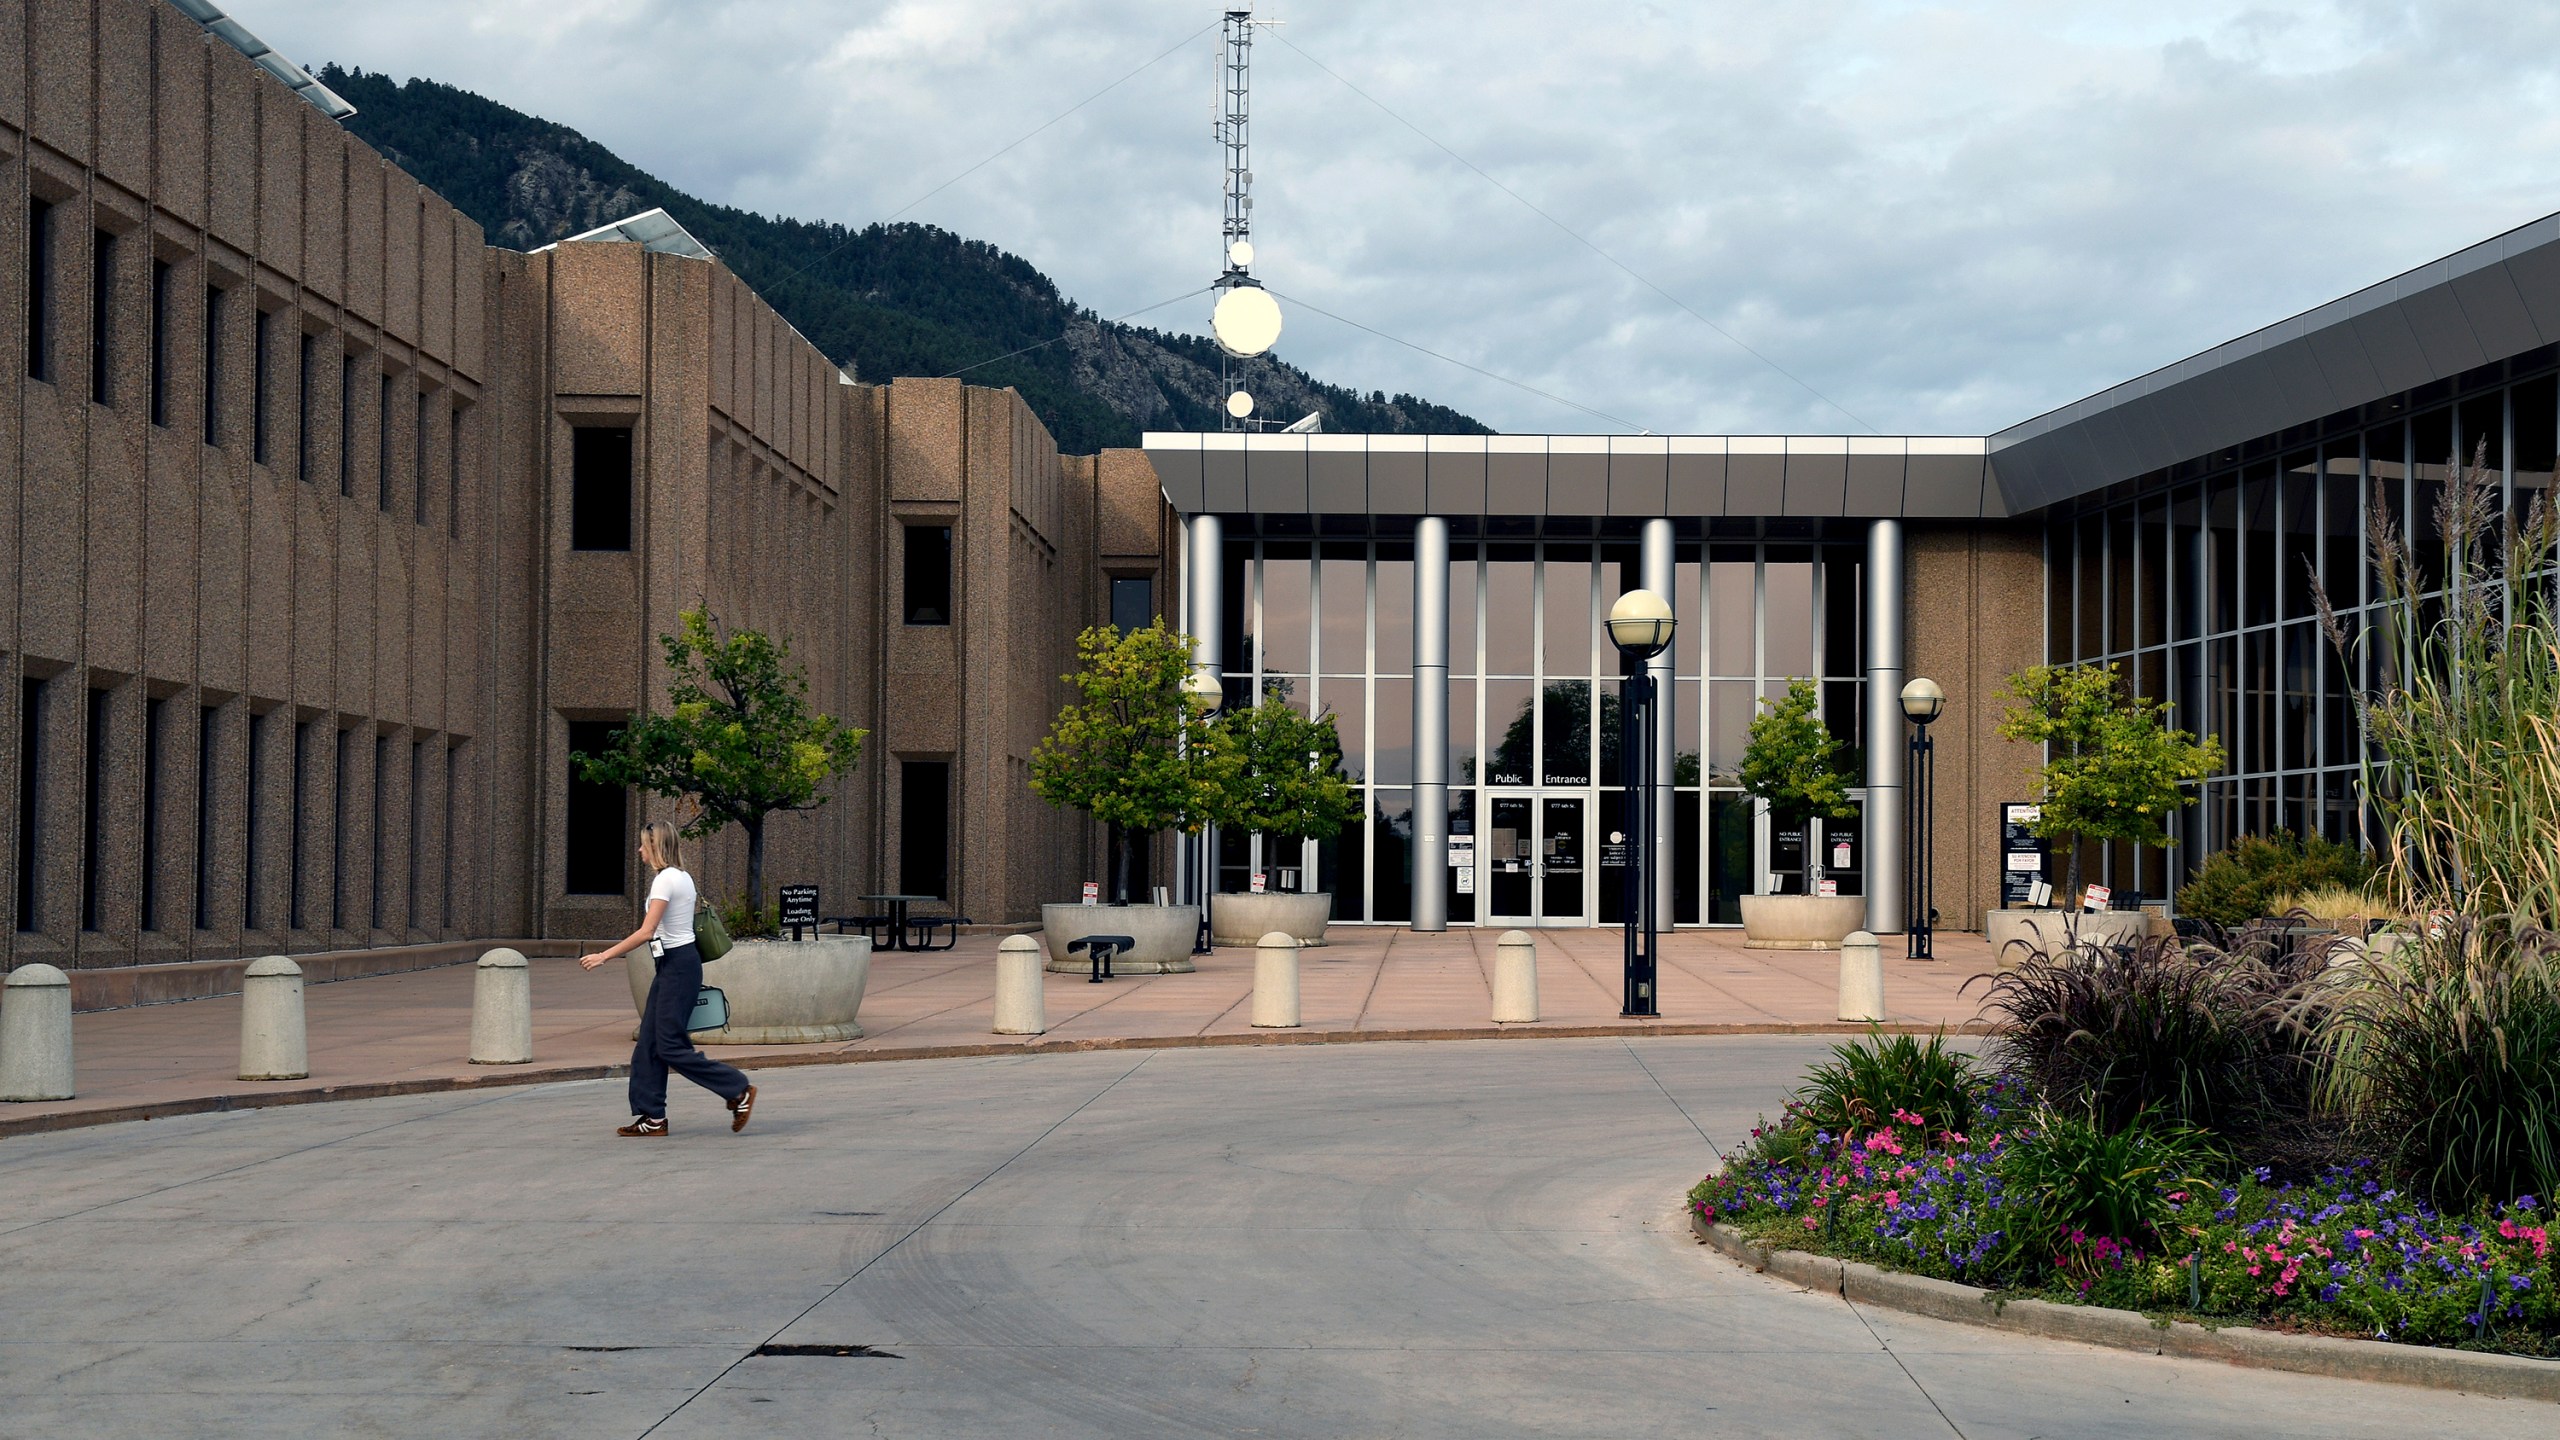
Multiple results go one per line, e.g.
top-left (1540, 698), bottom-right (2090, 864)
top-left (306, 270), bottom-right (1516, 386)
top-left (1211, 285), bottom-right (1283, 358)
top-left (1226, 390), bottom-right (1255, 419)
top-left (1227, 239), bottom-right (1255, 269)
top-left (1605, 588), bottom-right (1676, 658)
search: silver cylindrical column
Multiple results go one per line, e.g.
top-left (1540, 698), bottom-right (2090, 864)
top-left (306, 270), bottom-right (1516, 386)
top-left (1641, 519), bottom-right (1677, 928)
top-left (1188, 513), bottom-right (1225, 909)
top-left (1412, 516), bottom-right (1451, 931)
top-left (1863, 519), bottom-right (1906, 935)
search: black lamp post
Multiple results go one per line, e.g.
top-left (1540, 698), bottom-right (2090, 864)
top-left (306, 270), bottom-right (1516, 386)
top-left (1901, 676), bottom-right (1943, 960)
top-left (1607, 589), bottom-right (1675, 1018)
top-left (1182, 670), bottom-right (1224, 956)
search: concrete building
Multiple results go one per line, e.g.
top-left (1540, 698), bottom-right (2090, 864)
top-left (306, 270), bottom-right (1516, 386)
top-left (9, 0), bottom-right (2560, 1002)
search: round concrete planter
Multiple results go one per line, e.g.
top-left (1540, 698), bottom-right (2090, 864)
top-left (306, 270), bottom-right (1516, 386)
top-left (1041, 903), bottom-right (1200, 974)
top-left (1739, 894), bottom-right (1868, 950)
top-left (1983, 908), bottom-right (2147, 962)
top-left (624, 935), bottom-right (873, 1044)
top-left (1210, 891), bottom-right (1332, 947)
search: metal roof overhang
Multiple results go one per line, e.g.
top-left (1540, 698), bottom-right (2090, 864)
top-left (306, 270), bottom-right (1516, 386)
top-left (1140, 433), bottom-right (2001, 520)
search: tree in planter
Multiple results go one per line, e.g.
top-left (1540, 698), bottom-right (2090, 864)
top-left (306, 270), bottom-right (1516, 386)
top-left (1029, 620), bottom-right (1229, 903)
top-left (575, 608), bottom-right (867, 928)
top-left (1209, 686), bottom-right (1362, 892)
top-left (1737, 677), bottom-right (1857, 890)
top-left (1996, 662), bottom-right (2223, 903)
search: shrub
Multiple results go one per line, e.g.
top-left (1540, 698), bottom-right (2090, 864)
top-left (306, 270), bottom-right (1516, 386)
top-left (2311, 916), bottom-right (2560, 1209)
top-left (1971, 933), bottom-right (2318, 1145)
top-left (2177, 830), bottom-right (2377, 929)
top-left (1789, 1030), bottom-right (1981, 1140)
top-left (1998, 1104), bottom-right (2219, 1247)
top-left (716, 894), bottom-right (779, 940)
top-left (2266, 885), bottom-right (2400, 925)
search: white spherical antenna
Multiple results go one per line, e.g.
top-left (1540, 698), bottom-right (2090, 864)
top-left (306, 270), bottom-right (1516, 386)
top-left (1211, 285), bottom-right (1283, 358)
top-left (1226, 390), bottom-right (1255, 419)
top-left (1227, 239), bottom-right (1255, 270)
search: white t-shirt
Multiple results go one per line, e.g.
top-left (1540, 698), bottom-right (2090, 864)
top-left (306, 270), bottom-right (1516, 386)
top-left (647, 866), bottom-right (698, 950)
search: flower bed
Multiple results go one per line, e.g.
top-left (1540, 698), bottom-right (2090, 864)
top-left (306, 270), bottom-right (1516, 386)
top-left (1692, 1102), bottom-right (2560, 1355)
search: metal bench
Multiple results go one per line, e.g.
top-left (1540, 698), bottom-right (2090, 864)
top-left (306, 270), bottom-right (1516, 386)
top-left (1067, 933), bottom-right (1134, 984)
top-left (905, 914), bottom-right (972, 951)
top-left (824, 914), bottom-right (893, 945)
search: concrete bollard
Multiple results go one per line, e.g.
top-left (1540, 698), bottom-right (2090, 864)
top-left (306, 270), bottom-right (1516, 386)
top-left (1493, 929), bottom-right (1540, 1023)
top-left (994, 935), bottom-right (1047, 1035)
top-left (470, 947), bottom-right (534, 1065)
top-left (1838, 930), bottom-right (1885, 1023)
top-left (0, 963), bottom-right (74, 1100)
top-left (238, 955), bottom-right (309, 1081)
top-left (1253, 931), bottom-right (1300, 1029)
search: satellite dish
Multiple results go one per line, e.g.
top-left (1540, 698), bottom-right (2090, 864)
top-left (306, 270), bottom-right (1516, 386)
top-left (1211, 285), bottom-right (1283, 357)
top-left (1226, 390), bottom-right (1255, 419)
top-left (1227, 239), bottom-right (1254, 269)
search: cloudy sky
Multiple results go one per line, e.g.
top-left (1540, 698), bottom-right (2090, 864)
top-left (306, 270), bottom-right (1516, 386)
top-left (246, 0), bottom-right (2559, 437)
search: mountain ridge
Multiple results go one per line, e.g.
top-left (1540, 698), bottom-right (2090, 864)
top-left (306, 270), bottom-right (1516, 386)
top-left (321, 66), bottom-right (1493, 453)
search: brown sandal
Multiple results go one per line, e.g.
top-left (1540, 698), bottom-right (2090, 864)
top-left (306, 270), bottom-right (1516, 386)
top-left (617, 1116), bottom-right (668, 1137)
top-left (729, 1085), bottom-right (757, 1133)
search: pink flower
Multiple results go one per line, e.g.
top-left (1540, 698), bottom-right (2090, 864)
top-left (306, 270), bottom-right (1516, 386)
top-left (1803, 1216), bottom-right (1819, 1231)
top-left (1881, 1190), bottom-right (1901, 1208)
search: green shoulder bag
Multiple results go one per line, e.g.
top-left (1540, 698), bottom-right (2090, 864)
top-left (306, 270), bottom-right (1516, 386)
top-left (694, 903), bottom-right (734, 962)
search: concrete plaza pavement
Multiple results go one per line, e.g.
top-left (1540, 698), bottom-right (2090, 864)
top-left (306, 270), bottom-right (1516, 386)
top-left (3, 1035), bottom-right (2546, 1438)
top-left (13, 926), bottom-right (1996, 1133)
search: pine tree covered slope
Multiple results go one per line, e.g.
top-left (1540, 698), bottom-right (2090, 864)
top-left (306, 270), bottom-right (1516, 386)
top-left (323, 67), bottom-right (1492, 453)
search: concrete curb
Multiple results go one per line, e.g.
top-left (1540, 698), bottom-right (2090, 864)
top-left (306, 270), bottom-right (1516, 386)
top-left (1691, 1210), bottom-right (2560, 1403)
top-left (0, 1019), bottom-right (1990, 1141)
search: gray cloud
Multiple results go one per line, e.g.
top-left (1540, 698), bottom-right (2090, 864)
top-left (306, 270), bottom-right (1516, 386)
top-left (243, 0), bottom-right (2560, 436)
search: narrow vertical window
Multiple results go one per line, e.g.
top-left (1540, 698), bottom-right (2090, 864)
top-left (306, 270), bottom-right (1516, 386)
top-left (202, 285), bottom-right (224, 445)
top-left (408, 738), bottom-right (425, 931)
top-left (289, 720), bottom-right (310, 930)
top-left (149, 259), bottom-right (171, 426)
top-left (338, 355), bottom-right (355, 496)
top-left (449, 406), bottom-right (463, 538)
top-left (331, 726), bottom-right (350, 930)
top-left (90, 228), bottom-right (113, 405)
top-left (195, 705), bottom-right (217, 930)
top-left (564, 721), bottom-right (627, 894)
top-left (370, 733), bottom-right (388, 930)
top-left (25, 198), bottom-right (52, 381)
top-left (243, 711), bottom-right (264, 931)
top-left (570, 427), bottom-right (633, 550)
top-left (17, 678), bottom-right (43, 932)
top-left (378, 372), bottom-right (392, 510)
top-left (415, 391), bottom-right (431, 524)
top-left (142, 697), bottom-right (165, 932)
top-left (903, 525), bottom-right (952, 624)
top-left (899, 760), bottom-right (951, 898)
top-left (1110, 576), bottom-right (1152, 634)
top-left (81, 686), bottom-right (108, 931)
top-left (252, 308), bottom-right (273, 465)
top-left (296, 333), bottom-right (315, 481)
top-left (443, 742), bottom-right (459, 930)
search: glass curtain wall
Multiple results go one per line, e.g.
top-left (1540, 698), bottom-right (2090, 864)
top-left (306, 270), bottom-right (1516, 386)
top-left (1220, 533), bottom-right (1863, 925)
top-left (2045, 360), bottom-right (2560, 906)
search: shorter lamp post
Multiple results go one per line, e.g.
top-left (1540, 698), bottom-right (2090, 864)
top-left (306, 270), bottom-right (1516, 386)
top-left (1182, 670), bottom-right (1224, 956)
top-left (1900, 677), bottom-right (1943, 960)
top-left (1606, 589), bottom-right (1676, 1018)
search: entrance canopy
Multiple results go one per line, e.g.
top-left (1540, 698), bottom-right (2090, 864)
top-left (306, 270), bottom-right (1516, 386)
top-left (1141, 434), bottom-right (2005, 521)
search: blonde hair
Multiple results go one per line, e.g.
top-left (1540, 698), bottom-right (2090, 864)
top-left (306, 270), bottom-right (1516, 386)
top-left (639, 820), bottom-right (683, 872)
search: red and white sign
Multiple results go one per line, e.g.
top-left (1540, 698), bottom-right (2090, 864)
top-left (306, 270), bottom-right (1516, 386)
top-left (2082, 883), bottom-right (2112, 913)
top-left (1080, 881), bottom-right (1099, 906)
top-left (1250, 871), bottom-right (1267, 894)
top-left (1816, 878), bottom-right (1839, 898)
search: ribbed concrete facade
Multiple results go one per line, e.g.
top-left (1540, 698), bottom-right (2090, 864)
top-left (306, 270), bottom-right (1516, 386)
top-left (2, 0), bottom-right (1169, 989)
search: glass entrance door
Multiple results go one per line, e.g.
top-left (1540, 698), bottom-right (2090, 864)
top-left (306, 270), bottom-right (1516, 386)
top-left (1484, 793), bottom-right (1588, 926)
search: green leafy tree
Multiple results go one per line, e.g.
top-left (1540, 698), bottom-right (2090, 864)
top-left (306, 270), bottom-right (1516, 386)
top-left (1208, 687), bottom-right (1361, 891)
top-left (1738, 678), bottom-right (1857, 825)
top-left (1997, 662), bottom-right (2223, 900)
top-left (575, 609), bottom-right (867, 920)
top-left (1030, 620), bottom-right (1229, 903)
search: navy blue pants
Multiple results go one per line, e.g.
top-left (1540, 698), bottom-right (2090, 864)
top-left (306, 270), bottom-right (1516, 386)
top-left (629, 941), bottom-right (750, 1119)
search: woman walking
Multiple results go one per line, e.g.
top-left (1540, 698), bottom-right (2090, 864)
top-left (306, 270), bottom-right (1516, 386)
top-left (579, 820), bottom-right (758, 1136)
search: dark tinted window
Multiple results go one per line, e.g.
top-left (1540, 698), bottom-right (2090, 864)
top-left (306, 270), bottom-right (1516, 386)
top-left (900, 760), bottom-right (950, 898)
top-left (571, 427), bottom-right (634, 551)
top-left (903, 525), bottom-right (951, 624)
top-left (564, 721), bottom-right (627, 895)
top-left (1110, 576), bottom-right (1152, 634)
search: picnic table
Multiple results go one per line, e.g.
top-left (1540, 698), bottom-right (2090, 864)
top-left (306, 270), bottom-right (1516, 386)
top-left (861, 894), bottom-right (941, 952)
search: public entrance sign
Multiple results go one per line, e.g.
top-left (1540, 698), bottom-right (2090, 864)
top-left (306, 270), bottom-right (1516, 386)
top-left (1999, 802), bottom-right (2046, 907)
